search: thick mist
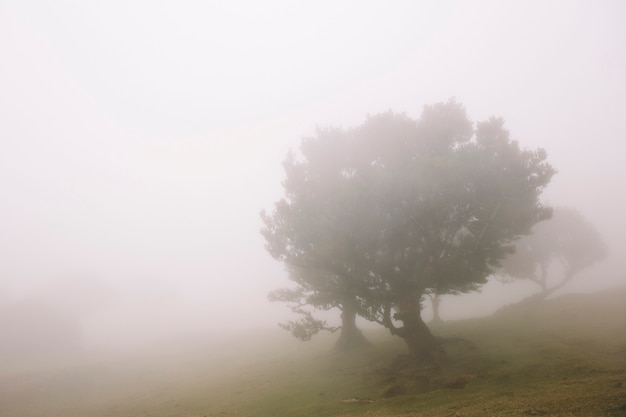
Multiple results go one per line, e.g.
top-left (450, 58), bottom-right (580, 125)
top-left (1, 1), bottom-right (625, 358)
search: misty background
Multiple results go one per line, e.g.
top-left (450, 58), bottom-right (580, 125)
top-left (1, 1), bottom-right (625, 353)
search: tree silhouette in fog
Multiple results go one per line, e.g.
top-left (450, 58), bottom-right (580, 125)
top-left (262, 125), bottom-right (375, 350)
top-left (262, 100), bottom-right (555, 361)
top-left (499, 207), bottom-right (607, 299)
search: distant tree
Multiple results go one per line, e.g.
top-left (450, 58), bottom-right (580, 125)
top-left (427, 293), bottom-right (443, 324)
top-left (262, 100), bottom-right (555, 361)
top-left (426, 279), bottom-right (481, 324)
top-left (499, 207), bottom-right (607, 299)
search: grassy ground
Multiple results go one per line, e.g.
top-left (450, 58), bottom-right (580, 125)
top-left (2, 286), bottom-right (626, 416)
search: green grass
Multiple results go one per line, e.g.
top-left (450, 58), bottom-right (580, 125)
top-left (2, 286), bottom-right (626, 416)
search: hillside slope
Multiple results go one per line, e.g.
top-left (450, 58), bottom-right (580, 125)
top-left (1, 285), bottom-right (625, 416)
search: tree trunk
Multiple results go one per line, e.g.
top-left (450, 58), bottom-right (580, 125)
top-left (334, 299), bottom-right (370, 352)
top-left (397, 310), bottom-right (445, 362)
top-left (392, 294), bottom-right (445, 363)
top-left (430, 294), bottom-right (443, 324)
top-left (539, 263), bottom-right (549, 298)
top-left (543, 268), bottom-right (576, 299)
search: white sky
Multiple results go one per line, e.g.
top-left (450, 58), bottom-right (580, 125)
top-left (1, 1), bottom-right (625, 346)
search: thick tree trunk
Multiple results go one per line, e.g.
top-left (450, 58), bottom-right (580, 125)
top-left (397, 309), bottom-right (445, 362)
top-left (334, 299), bottom-right (370, 352)
top-left (390, 293), bottom-right (445, 363)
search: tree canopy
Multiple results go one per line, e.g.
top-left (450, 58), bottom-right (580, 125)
top-left (261, 100), bottom-right (555, 360)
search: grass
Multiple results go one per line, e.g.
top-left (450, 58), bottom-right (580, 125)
top-left (2, 286), bottom-right (626, 416)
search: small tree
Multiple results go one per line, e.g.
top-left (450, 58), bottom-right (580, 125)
top-left (500, 207), bottom-right (607, 299)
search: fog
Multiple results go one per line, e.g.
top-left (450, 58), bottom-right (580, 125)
top-left (1, 1), bottom-right (625, 355)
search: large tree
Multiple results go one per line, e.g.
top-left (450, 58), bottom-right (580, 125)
top-left (262, 100), bottom-right (555, 360)
top-left (499, 207), bottom-right (607, 299)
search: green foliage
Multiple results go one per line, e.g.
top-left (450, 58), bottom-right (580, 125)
top-left (262, 100), bottom-right (555, 356)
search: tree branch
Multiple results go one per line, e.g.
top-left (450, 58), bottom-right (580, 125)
top-left (476, 201), bottom-right (502, 246)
